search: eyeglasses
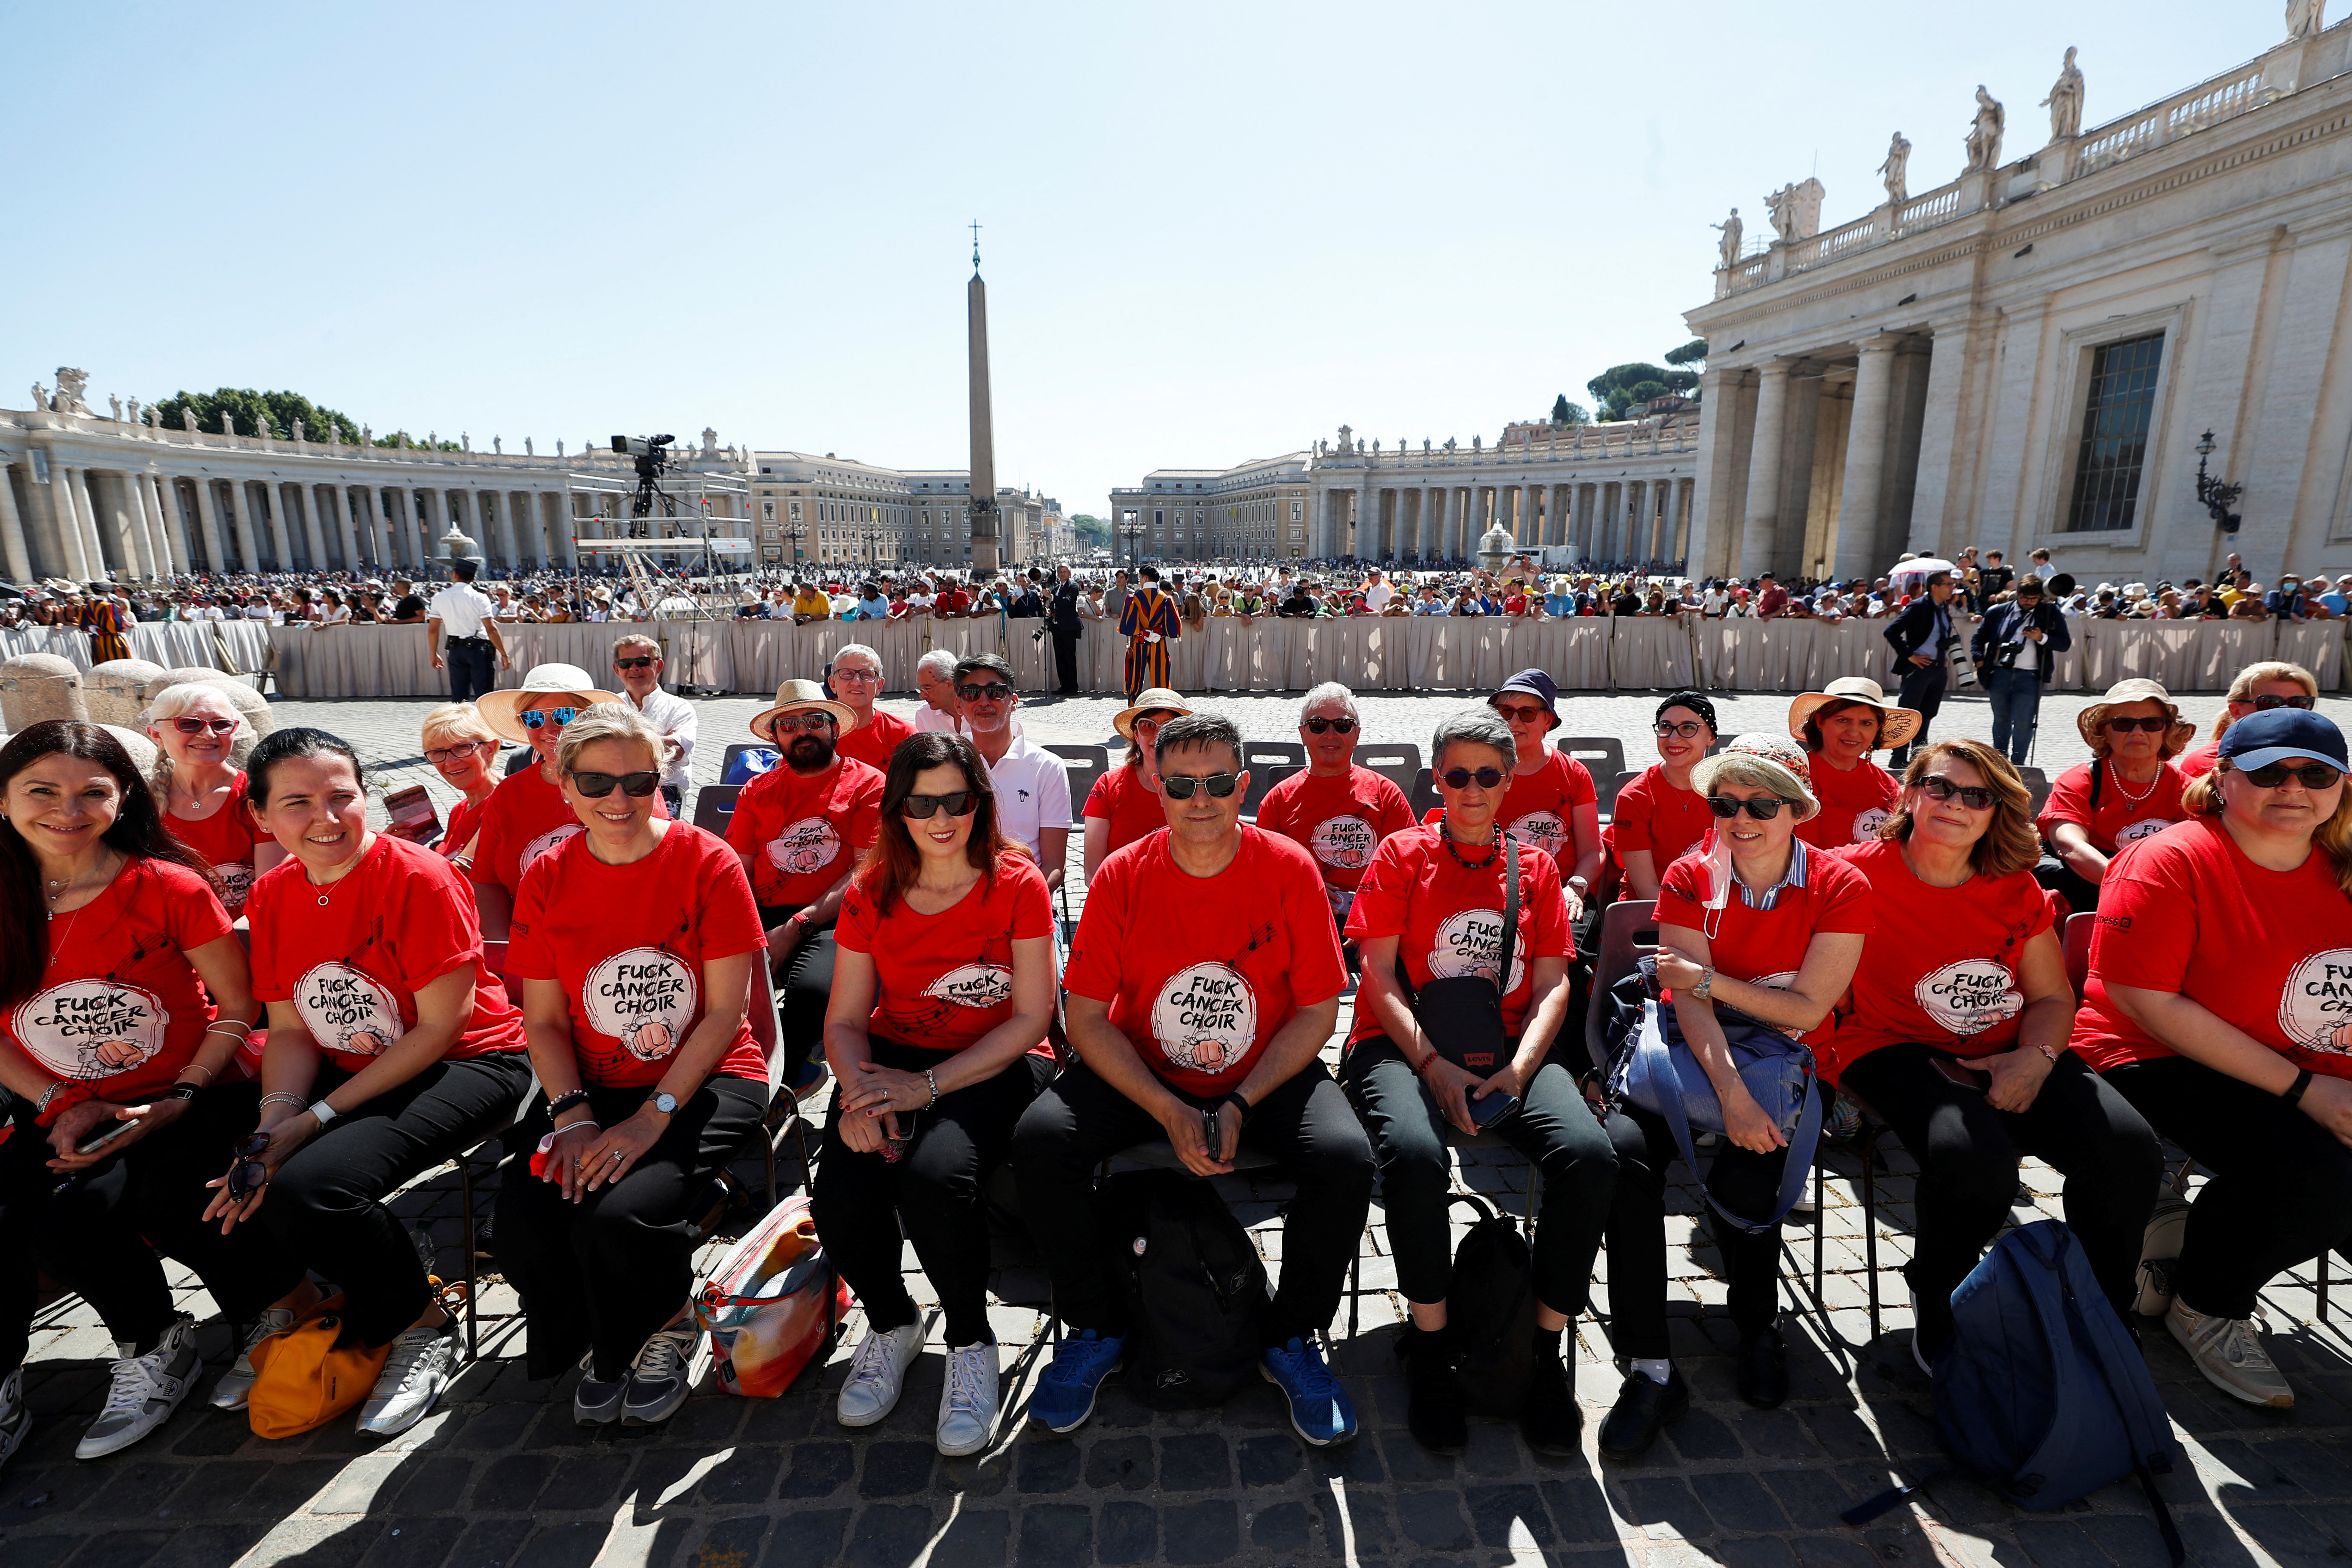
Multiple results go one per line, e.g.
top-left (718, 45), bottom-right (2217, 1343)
top-left (1439, 766), bottom-right (1507, 790)
top-left (1653, 720), bottom-right (1709, 739)
top-left (900, 791), bottom-right (977, 819)
top-left (1160, 772), bottom-right (1240, 800)
top-left (1707, 796), bottom-right (1794, 820)
top-left (1491, 703), bottom-right (1548, 723)
top-left (1917, 775), bottom-right (1999, 810)
top-left (1131, 714), bottom-right (1175, 733)
top-left (2104, 715), bottom-right (2171, 734)
top-left (769, 713), bottom-right (835, 736)
top-left (2249, 694), bottom-right (2317, 711)
top-left (519, 706), bottom-right (578, 729)
top-left (613, 656), bottom-right (656, 671)
top-left (956, 683), bottom-right (1014, 702)
top-left (424, 741), bottom-right (490, 765)
top-left (169, 716), bottom-right (239, 736)
top-left (2238, 760), bottom-right (2343, 790)
top-left (567, 769), bottom-right (662, 799)
top-left (1303, 716), bottom-right (1357, 734)
top-left (831, 667), bottom-right (882, 683)
top-left (227, 1133), bottom-right (272, 1201)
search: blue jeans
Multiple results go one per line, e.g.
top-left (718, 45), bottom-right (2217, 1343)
top-left (1984, 665), bottom-right (2043, 766)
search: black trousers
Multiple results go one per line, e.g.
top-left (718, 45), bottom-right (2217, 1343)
top-left (1840, 1044), bottom-right (2159, 1348)
top-left (2104, 1057), bottom-right (2352, 1320)
top-left (1011, 1059), bottom-right (1373, 1346)
top-left (1889, 660), bottom-right (1948, 767)
top-left (447, 638), bottom-right (496, 704)
top-left (813, 1040), bottom-right (1054, 1348)
top-left (1341, 1037), bottom-right (1614, 1315)
top-left (1601, 1094), bottom-right (1810, 1360)
top-left (264, 1052), bottom-right (534, 1348)
top-left (760, 903), bottom-right (837, 1086)
top-left (1053, 631), bottom-right (1082, 694)
top-left (0, 1085), bottom-right (306, 1371)
top-left (495, 1075), bottom-right (770, 1381)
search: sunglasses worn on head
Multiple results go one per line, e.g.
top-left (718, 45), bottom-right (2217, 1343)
top-left (1304, 716), bottom-right (1357, 734)
top-left (520, 706), bottom-right (578, 729)
top-left (613, 656), bottom-right (656, 671)
top-left (2104, 715), bottom-right (2171, 734)
top-left (2251, 694), bottom-right (2317, 711)
top-left (1708, 796), bottom-right (1793, 820)
top-left (425, 741), bottom-right (489, 765)
top-left (1440, 766), bottom-right (1506, 790)
top-left (900, 791), bottom-right (977, 819)
top-left (568, 769), bottom-right (661, 799)
top-left (2239, 760), bottom-right (2343, 790)
top-left (1653, 720), bottom-right (1708, 739)
top-left (1161, 772), bottom-right (1240, 800)
top-left (171, 717), bottom-right (239, 736)
top-left (1918, 775), bottom-right (1999, 810)
top-left (956, 683), bottom-right (1014, 702)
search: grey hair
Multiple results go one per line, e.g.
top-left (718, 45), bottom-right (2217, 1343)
top-left (833, 642), bottom-right (882, 670)
top-left (1300, 682), bottom-right (1358, 722)
top-left (915, 649), bottom-right (958, 681)
top-left (1431, 708), bottom-right (1515, 774)
top-left (1154, 712), bottom-right (1245, 773)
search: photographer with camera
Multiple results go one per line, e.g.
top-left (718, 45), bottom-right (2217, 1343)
top-left (1969, 574), bottom-right (2070, 767)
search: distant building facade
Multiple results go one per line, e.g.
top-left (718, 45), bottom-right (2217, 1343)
top-left (750, 449), bottom-right (1052, 573)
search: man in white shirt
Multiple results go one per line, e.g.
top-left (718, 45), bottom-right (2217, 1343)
top-left (612, 633), bottom-right (697, 816)
top-left (1700, 583), bottom-right (1729, 617)
top-left (426, 560), bottom-right (509, 702)
top-left (1361, 570), bottom-right (1394, 614)
top-left (910, 648), bottom-right (965, 735)
top-left (953, 654), bottom-right (1069, 894)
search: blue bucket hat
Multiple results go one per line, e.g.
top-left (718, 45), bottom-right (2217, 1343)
top-left (1490, 668), bottom-right (1559, 729)
top-left (2219, 707), bottom-right (2350, 774)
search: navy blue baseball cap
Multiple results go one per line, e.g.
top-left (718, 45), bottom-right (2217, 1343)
top-left (1491, 669), bottom-right (1559, 729)
top-left (2219, 707), bottom-right (2349, 773)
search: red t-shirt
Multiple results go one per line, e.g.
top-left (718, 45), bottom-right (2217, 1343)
top-left (507, 823), bottom-right (768, 1087)
top-left (438, 793), bottom-right (488, 862)
top-left (1611, 764), bottom-right (1713, 870)
top-left (2073, 816), bottom-right (2352, 1078)
top-left (723, 756), bottom-right (885, 909)
top-left (3, 858), bottom-right (233, 1103)
top-left (2036, 760), bottom-right (2190, 858)
top-left (835, 710), bottom-right (915, 775)
top-left (1255, 765), bottom-right (1416, 916)
top-left (1822, 838), bottom-right (2058, 1079)
top-left (250, 834), bottom-right (528, 1074)
top-left (160, 772), bottom-right (271, 915)
top-left (2176, 738), bottom-right (2221, 782)
top-left (1066, 827), bottom-right (1346, 1096)
top-left (1083, 764), bottom-right (1167, 858)
top-left (1798, 758), bottom-right (1902, 849)
top-left (1652, 843), bottom-right (1874, 1041)
top-left (1342, 826), bottom-right (1571, 1045)
top-left (471, 763), bottom-right (671, 900)
top-left (1498, 750), bottom-right (1597, 868)
top-left (836, 853), bottom-right (1054, 1054)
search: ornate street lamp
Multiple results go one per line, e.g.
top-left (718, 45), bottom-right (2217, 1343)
top-left (2195, 430), bottom-right (2243, 534)
top-left (1120, 515), bottom-right (1146, 570)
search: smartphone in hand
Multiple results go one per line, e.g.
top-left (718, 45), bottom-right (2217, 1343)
top-left (75, 1116), bottom-right (138, 1157)
top-left (1930, 1055), bottom-right (1993, 1093)
top-left (1468, 1092), bottom-right (1523, 1130)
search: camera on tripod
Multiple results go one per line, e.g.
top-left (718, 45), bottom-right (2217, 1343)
top-left (611, 434), bottom-right (677, 525)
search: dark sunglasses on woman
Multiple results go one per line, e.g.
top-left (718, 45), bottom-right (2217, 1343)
top-left (1917, 775), bottom-right (1999, 810)
top-left (2239, 760), bottom-right (2342, 790)
top-left (1439, 766), bottom-right (1506, 790)
top-left (2251, 694), bottom-right (2316, 711)
top-left (2102, 715), bottom-right (2171, 733)
top-left (567, 769), bottom-right (662, 799)
top-left (170, 717), bottom-right (240, 736)
top-left (1161, 772), bottom-right (1240, 800)
top-left (1707, 796), bottom-right (1794, 820)
top-left (1304, 716), bottom-right (1357, 734)
top-left (900, 791), bottom-right (977, 819)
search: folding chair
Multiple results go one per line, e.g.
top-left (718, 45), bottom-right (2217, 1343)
top-left (1407, 766), bottom-right (1439, 821)
top-left (1351, 743), bottom-right (1421, 801)
top-left (1595, 769), bottom-right (1629, 825)
top-left (1241, 764), bottom-right (1302, 821)
top-left (2062, 910), bottom-right (2094, 1000)
top-left (456, 940), bottom-right (541, 1361)
top-left (1555, 736), bottom-right (1626, 784)
top-left (503, 746), bottom-right (533, 778)
top-left (1240, 740), bottom-right (1308, 774)
top-left (1043, 744), bottom-right (1109, 821)
top-left (747, 959), bottom-right (824, 1207)
top-left (691, 783), bottom-right (740, 838)
top-left (2019, 766), bottom-right (2052, 815)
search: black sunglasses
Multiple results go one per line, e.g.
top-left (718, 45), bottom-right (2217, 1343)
top-left (956, 682), bottom-right (1014, 702)
top-left (2250, 694), bottom-right (2317, 711)
top-left (1303, 716), bottom-right (1357, 735)
top-left (567, 769), bottom-right (662, 799)
top-left (228, 1133), bottom-right (272, 1201)
top-left (1918, 775), bottom-right (2000, 810)
top-left (1161, 772), bottom-right (1240, 800)
top-left (2238, 760), bottom-right (2343, 790)
top-left (1439, 766), bottom-right (1506, 790)
top-left (2103, 715), bottom-right (2170, 734)
top-left (900, 791), bottom-right (977, 819)
top-left (1707, 796), bottom-right (1793, 820)
top-left (613, 656), bottom-right (656, 671)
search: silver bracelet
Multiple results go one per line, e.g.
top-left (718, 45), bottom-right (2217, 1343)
top-left (35, 1081), bottom-right (66, 1113)
top-left (204, 1021), bottom-right (250, 1038)
top-left (259, 1092), bottom-right (306, 1111)
top-left (924, 1068), bottom-right (940, 1108)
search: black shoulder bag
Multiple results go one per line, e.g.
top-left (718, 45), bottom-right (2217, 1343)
top-left (1399, 836), bottom-right (1521, 1072)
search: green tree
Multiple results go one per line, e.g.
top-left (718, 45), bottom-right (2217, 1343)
top-left (150, 387), bottom-right (360, 441)
top-left (1550, 394), bottom-right (1590, 426)
top-left (1664, 339), bottom-right (1708, 369)
top-left (1585, 358), bottom-right (1702, 420)
top-left (1068, 514), bottom-right (1111, 547)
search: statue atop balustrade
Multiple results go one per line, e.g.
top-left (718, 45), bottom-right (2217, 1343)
top-left (2043, 47), bottom-right (2084, 141)
top-left (109, 395), bottom-right (122, 422)
top-left (1712, 208), bottom-right (1743, 268)
top-left (1965, 85), bottom-right (2006, 171)
top-left (1878, 133), bottom-right (1911, 204)
top-left (2288, 0), bottom-right (2325, 40)
top-left (52, 369), bottom-right (92, 416)
top-left (290, 418), bottom-right (304, 443)
top-left (1763, 178), bottom-right (1824, 242)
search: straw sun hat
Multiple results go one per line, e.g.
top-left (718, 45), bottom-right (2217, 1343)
top-left (748, 679), bottom-right (857, 743)
top-left (476, 663), bottom-right (622, 745)
top-left (1785, 676), bottom-right (1923, 752)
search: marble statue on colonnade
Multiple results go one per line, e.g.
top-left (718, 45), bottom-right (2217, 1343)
top-left (1763, 179), bottom-right (1824, 243)
top-left (1712, 208), bottom-right (1743, 268)
top-left (1965, 86), bottom-right (2006, 172)
top-left (2043, 48), bottom-right (2085, 141)
top-left (183, 408), bottom-right (198, 434)
top-left (1877, 134), bottom-right (1911, 204)
top-left (109, 395), bottom-right (122, 422)
top-left (51, 369), bottom-right (92, 416)
top-left (2288, 0), bottom-right (2326, 40)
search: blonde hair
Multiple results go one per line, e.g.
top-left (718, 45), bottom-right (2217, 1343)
top-left (2183, 760), bottom-right (2352, 895)
top-left (420, 701), bottom-right (497, 750)
top-left (1879, 739), bottom-right (2042, 879)
top-left (554, 703), bottom-right (668, 776)
top-left (2209, 661), bottom-right (2319, 742)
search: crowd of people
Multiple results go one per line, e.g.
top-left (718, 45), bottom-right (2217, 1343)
top-left (0, 597), bottom-right (2346, 1488)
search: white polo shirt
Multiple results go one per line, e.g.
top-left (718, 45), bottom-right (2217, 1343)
top-left (427, 583), bottom-right (495, 639)
top-left (911, 703), bottom-right (965, 736)
top-left (627, 685), bottom-right (698, 791)
top-left (979, 729), bottom-right (1071, 862)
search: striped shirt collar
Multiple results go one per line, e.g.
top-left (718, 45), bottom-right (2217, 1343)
top-left (1736, 836), bottom-right (1810, 912)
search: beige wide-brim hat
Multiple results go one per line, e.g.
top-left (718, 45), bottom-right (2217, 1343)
top-left (477, 663), bottom-right (622, 744)
top-left (1787, 676), bottom-right (1923, 753)
top-left (1692, 732), bottom-right (1821, 821)
top-left (2077, 677), bottom-right (2196, 753)
top-left (1112, 687), bottom-right (1194, 740)
top-left (749, 678), bottom-right (856, 742)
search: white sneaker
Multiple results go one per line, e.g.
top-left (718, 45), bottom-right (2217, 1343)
top-left (77, 1314), bottom-right (199, 1459)
top-left (835, 1321), bottom-right (925, 1428)
top-left (2167, 1296), bottom-right (2291, 1408)
top-left (210, 1307), bottom-right (300, 1411)
top-left (620, 1323), bottom-right (704, 1427)
top-left (355, 1324), bottom-right (458, 1436)
top-left (936, 1341), bottom-right (1000, 1457)
top-left (0, 1365), bottom-right (29, 1470)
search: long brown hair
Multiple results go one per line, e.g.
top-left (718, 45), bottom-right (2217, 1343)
top-left (1878, 738), bottom-right (2042, 879)
top-left (855, 732), bottom-right (1020, 915)
top-left (0, 721), bottom-right (218, 1010)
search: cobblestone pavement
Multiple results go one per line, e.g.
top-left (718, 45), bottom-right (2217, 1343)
top-left (5, 686), bottom-right (2352, 1568)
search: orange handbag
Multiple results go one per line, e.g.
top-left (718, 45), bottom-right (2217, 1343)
top-left (245, 1294), bottom-right (389, 1439)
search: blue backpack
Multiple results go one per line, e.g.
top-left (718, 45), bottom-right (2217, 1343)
top-left (723, 747), bottom-right (780, 786)
top-left (1845, 1220), bottom-right (2182, 1565)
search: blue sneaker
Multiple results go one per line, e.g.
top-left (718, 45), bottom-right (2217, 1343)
top-left (1029, 1330), bottom-right (1124, 1434)
top-left (1261, 1336), bottom-right (1357, 1446)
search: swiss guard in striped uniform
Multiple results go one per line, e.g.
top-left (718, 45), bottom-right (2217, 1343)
top-left (1118, 566), bottom-right (1181, 701)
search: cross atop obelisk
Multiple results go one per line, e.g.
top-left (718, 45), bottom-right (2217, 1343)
top-left (967, 221), bottom-right (1001, 577)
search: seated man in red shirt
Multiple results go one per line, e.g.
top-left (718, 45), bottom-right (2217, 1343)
top-left (826, 643), bottom-right (914, 773)
top-left (1253, 683), bottom-right (1413, 955)
top-left (1013, 713), bottom-right (1372, 1448)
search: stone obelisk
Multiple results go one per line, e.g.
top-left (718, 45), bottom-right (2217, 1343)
top-left (966, 223), bottom-right (1001, 577)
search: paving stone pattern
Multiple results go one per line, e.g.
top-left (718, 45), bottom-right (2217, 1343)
top-left (4, 686), bottom-right (2352, 1567)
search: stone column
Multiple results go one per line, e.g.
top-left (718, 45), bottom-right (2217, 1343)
top-left (1738, 358), bottom-right (1798, 579)
top-left (71, 468), bottom-right (112, 577)
top-left (191, 478), bottom-right (229, 573)
top-left (1832, 334), bottom-right (1898, 584)
top-left (352, 486), bottom-right (382, 566)
top-left (130, 473), bottom-right (165, 576)
top-left (373, 486), bottom-right (401, 565)
top-left (113, 473), bottom-right (156, 579)
top-left (0, 462), bottom-right (31, 585)
top-left (241, 481), bottom-right (277, 569)
top-left (425, 489), bottom-right (451, 555)
top-left (556, 494), bottom-right (578, 570)
top-left (1654, 480), bottom-right (1678, 564)
top-left (325, 484), bottom-right (358, 570)
top-left (150, 475), bottom-right (189, 573)
top-left (1519, 483), bottom-right (1540, 549)
top-left (458, 490), bottom-right (487, 567)
top-left (290, 483), bottom-right (326, 570)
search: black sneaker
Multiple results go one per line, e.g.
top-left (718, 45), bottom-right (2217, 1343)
top-left (1597, 1367), bottom-right (1687, 1461)
top-left (1401, 1326), bottom-right (1465, 1455)
top-left (1521, 1333), bottom-right (1580, 1458)
top-left (1736, 1323), bottom-right (1788, 1409)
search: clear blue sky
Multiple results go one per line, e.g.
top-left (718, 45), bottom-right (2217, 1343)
top-left (2, 1), bottom-right (2293, 524)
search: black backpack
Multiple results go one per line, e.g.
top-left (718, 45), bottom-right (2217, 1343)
top-left (1446, 1193), bottom-right (1537, 1417)
top-left (1099, 1170), bottom-right (1269, 1409)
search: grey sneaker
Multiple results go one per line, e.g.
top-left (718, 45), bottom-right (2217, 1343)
top-left (0, 1365), bottom-right (29, 1471)
top-left (210, 1307), bottom-right (300, 1411)
top-left (77, 1314), bottom-right (199, 1459)
top-left (573, 1351), bottom-right (627, 1427)
top-left (619, 1324), bottom-right (703, 1427)
top-left (2168, 1296), bottom-right (2291, 1408)
top-left (355, 1324), bottom-right (458, 1436)
top-left (936, 1341), bottom-right (1000, 1457)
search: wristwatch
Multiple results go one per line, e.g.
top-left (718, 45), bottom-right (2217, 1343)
top-left (650, 1091), bottom-right (679, 1116)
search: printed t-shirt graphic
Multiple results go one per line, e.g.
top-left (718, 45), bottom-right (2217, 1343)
top-left (1797, 760), bottom-right (1902, 849)
top-left (1495, 750), bottom-right (1597, 867)
top-left (250, 833), bottom-right (527, 1073)
top-left (1650, 842), bottom-right (1873, 1040)
top-left (508, 823), bottom-right (767, 1085)
top-left (724, 754), bottom-right (885, 909)
top-left (1343, 824), bottom-right (1572, 1046)
top-left (1065, 827), bottom-right (1345, 1095)
top-left (2034, 760), bottom-right (2189, 857)
top-left (2073, 816), bottom-right (2352, 1079)
top-left (5, 859), bottom-right (232, 1099)
top-left (470, 761), bottom-right (671, 900)
top-left (158, 770), bottom-right (271, 915)
top-left (1255, 765), bottom-right (1415, 918)
top-left (1082, 763), bottom-right (1168, 859)
top-left (836, 854), bottom-right (1054, 1054)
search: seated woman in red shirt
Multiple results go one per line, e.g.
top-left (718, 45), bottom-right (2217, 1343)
top-left (1081, 688), bottom-right (1188, 884)
top-left (815, 733), bottom-right (1055, 1458)
top-left (418, 702), bottom-right (501, 866)
top-left (1599, 735), bottom-right (1871, 1458)
top-left (1611, 690), bottom-right (1718, 901)
top-left (211, 729), bottom-right (534, 1440)
top-left (2036, 679), bottom-right (2195, 913)
top-left (144, 681), bottom-right (282, 916)
top-left (0, 722), bottom-right (284, 1467)
top-left (1486, 670), bottom-right (1599, 919)
top-left (1829, 739), bottom-right (2159, 1370)
top-left (2076, 708), bottom-right (2352, 1410)
top-left (1342, 708), bottom-right (1605, 1460)
top-left (1787, 677), bottom-right (1917, 848)
top-left (498, 705), bottom-right (771, 1429)
top-left (2177, 660), bottom-right (2318, 781)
